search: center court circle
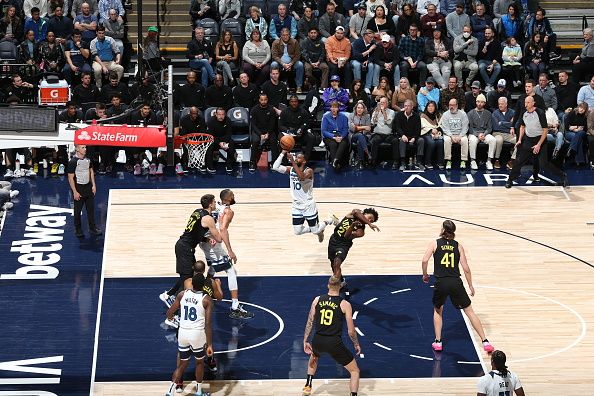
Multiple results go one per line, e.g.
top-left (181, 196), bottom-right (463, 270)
top-left (213, 299), bottom-right (285, 354)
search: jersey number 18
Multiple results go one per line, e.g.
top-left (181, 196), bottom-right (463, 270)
top-left (183, 306), bottom-right (198, 321)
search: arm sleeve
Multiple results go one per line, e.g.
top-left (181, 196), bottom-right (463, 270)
top-left (272, 153), bottom-right (288, 173)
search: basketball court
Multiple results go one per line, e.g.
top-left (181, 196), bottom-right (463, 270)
top-left (1, 172), bottom-right (593, 395)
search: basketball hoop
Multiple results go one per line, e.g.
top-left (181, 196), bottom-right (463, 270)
top-left (177, 133), bottom-right (214, 169)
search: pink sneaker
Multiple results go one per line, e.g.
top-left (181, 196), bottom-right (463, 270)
top-left (483, 341), bottom-right (494, 353)
top-left (133, 164), bottom-right (141, 176)
top-left (149, 163), bottom-right (157, 175)
top-left (432, 341), bottom-right (442, 351)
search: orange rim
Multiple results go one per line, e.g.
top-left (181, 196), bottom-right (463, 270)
top-left (176, 133), bottom-right (214, 145)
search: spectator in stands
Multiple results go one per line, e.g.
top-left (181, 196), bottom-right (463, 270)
top-left (366, 0), bottom-right (386, 18)
top-left (18, 31), bottom-right (38, 80)
top-left (242, 29), bottom-right (271, 86)
top-left (71, 0), bottom-right (98, 19)
top-left (47, 6), bottom-right (72, 45)
top-left (440, 97), bottom-right (469, 169)
top-left (214, 30), bottom-right (239, 86)
top-left (491, 96), bottom-right (516, 169)
top-left (349, 3), bottom-right (371, 41)
top-left (232, 72), bottom-right (258, 108)
top-left (492, 0), bottom-right (513, 19)
top-left (525, 7), bottom-right (559, 60)
top-left (63, 30), bottom-right (92, 83)
top-left (564, 102), bottom-right (589, 166)
top-left (98, 0), bottom-right (123, 25)
top-left (177, 70), bottom-right (205, 109)
top-left (394, 98), bottom-right (423, 169)
top-left (290, 0), bottom-right (317, 20)
top-left (325, 26), bottom-right (352, 86)
top-left (24, 7), bottom-right (48, 42)
top-left (445, 2), bottom-right (468, 41)
top-left (396, 3), bottom-right (421, 39)
top-left (453, 24), bottom-right (478, 88)
top-left (498, 3), bottom-right (523, 44)
top-left (24, 0), bottom-right (48, 18)
top-left (48, 0), bottom-right (65, 19)
top-left (349, 100), bottom-right (372, 169)
top-left (501, 37), bottom-right (522, 88)
top-left (189, 0), bottom-right (217, 24)
top-left (572, 28), bottom-right (594, 84)
top-left (0, 6), bottom-right (23, 43)
top-left (4, 74), bottom-right (34, 102)
top-left (101, 71), bottom-right (129, 103)
top-left (187, 26), bottom-right (216, 88)
top-left (205, 73), bottom-right (233, 110)
top-left (477, 27), bottom-right (501, 92)
top-left (245, 6), bottom-right (268, 41)
top-left (465, 80), bottom-right (481, 112)
top-left (555, 71), bottom-right (579, 119)
top-left (420, 100), bottom-right (444, 169)
top-left (417, 76), bottom-right (440, 111)
top-left (279, 95), bottom-right (315, 159)
top-left (425, 27), bottom-right (452, 90)
top-left (143, 26), bottom-right (169, 72)
top-left (416, 0), bottom-right (439, 16)
top-left (467, 93), bottom-right (494, 169)
top-left (90, 25), bottom-right (123, 88)
top-left (350, 29), bottom-right (378, 91)
top-left (369, 95), bottom-right (397, 167)
top-left (271, 27), bottom-right (305, 92)
top-left (524, 32), bottom-right (546, 81)
top-left (319, 3), bottom-right (347, 43)
top-left (270, 3), bottom-right (298, 40)
top-left (440, 75), bottom-right (465, 112)
top-left (36, 30), bottom-right (65, 74)
top-left (218, 0), bottom-right (240, 20)
top-left (103, 8), bottom-right (124, 55)
top-left (72, 71), bottom-right (100, 104)
top-left (349, 79), bottom-right (371, 110)
top-left (298, 6), bottom-right (318, 39)
top-left (129, 70), bottom-right (156, 104)
top-left (399, 24), bottom-right (427, 85)
top-left (262, 67), bottom-right (289, 114)
top-left (60, 101), bottom-right (84, 122)
top-left (391, 76), bottom-right (417, 111)
top-left (371, 75), bottom-right (393, 105)
top-left (301, 26), bottom-right (329, 88)
top-left (322, 100), bottom-right (350, 169)
top-left (374, 33), bottom-right (400, 89)
top-left (587, 109), bottom-right (594, 168)
top-left (74, 2), bottom-right (98, 43)
top-left (420, 3), bottom-right (444, 38)
top-left (128, 102), bottom-right (163, 174)
top-left (535, 73), bottom-right (557, 111)
top-left (106, 93), bottom-right (127, 118)
top-left (249, 92), bottom-right (279, 171)
top-left (487, 79), bottom-right (510, 111)
top-left (469, 3), bottom-right (491, 43)
top-left (322, 75), bottom-right (349, 111)
top-left (367, 5), bottom-right (396, 41)
top-left (577, 75), bottom-right (594, 108)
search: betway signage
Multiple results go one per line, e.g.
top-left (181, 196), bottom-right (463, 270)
top-left (74, 124), bottom-right (166, 147)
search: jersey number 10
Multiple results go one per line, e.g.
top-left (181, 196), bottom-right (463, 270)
top-left (320, 309), bottom-right (334, 325)
top-left (293, 181), bottom-right (302, 190)
top-left (440, 253), bottom-right (455, 268)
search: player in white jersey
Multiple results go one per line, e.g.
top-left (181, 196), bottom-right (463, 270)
top-left (165, 274), bottom-right (213, 396)
top-left (200, 189), bottom-right (254, 320)
top-left (272, 150), bottom-right (338, 242)
top-left (477, 350), bottom-right (525, 396)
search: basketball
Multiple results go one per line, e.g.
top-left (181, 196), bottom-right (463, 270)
top-left (280, 135), bottom-right (295, 151)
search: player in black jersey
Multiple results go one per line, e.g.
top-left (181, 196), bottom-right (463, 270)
top-left (302, 276), bottom-right (361, 396)
top-left (328, 208), bottom-right (379, 284)
top-left (421, 220), bottom-right (494, 353)
top-left (161, 194), bottom-right (223, 307)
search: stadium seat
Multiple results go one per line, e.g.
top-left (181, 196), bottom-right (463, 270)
top-left (266, 0), bottom-right (286, 16)
top-left (220, 18), bottom-right (245, 48)
top-left (227, 106), bottom-right (250, 146)
top-left (0, 40), bottom-right (17, 61)
top-left (195, 18), bottom-right (220, 42)
top-left (204, 106), bottom-right (218, 125)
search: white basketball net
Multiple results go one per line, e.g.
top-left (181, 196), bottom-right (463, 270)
top-left (184, 134), bottom-right (214, 168)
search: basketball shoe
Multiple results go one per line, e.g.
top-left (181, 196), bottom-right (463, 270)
top-left (159, 291), bottom-right (173, 308)
top-left (164, 315), bottom-right (180, 329)
top-left (432, 340), bottom-right (443, 351)
top-left (482, 340), bottom-right (494, 353)
top-left (302, 385), bottom-right (312, 396)
top-left (229, 305), bottom-right (254, 319)
top-left (317, 230), bottom-right (325, 243)
top-left (206, 355), bottom-right (217, 372)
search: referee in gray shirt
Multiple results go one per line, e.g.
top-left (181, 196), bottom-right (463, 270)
top-left (67, 144), bottom-right (102, 237)
top-left (506, 96), bottom-right (568, 188)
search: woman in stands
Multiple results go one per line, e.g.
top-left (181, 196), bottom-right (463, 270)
top-left (420, 100), bottom-right (444, 169)
top-left (0, 6), bottom-right (23, 43)
top-left (245, 6), bottom-right (268, 41)
top-left (215, 30), bottom-right (239, 86)
top-left (501, 37), bottom-right (523, 88)
top-left (36, 30), bottom-right (65, 74)
top-left (391, 77), bottom-right (417, 112)
top-left (367, 5), bottom-right (396, 42)
top-left (396, 3), bottom-right (420, 40)
top-left (524, 32), bottom-right (547, 81)
top-left (371, 76), bottom-right (393, 106)
top-left (18, 30), bottom-right (39, 82)
top-left (242, 28), bottom-right (271, 86)
top-left (348, 79), bottom-right (371, 111)
top-left (564, 102), bottom-right (590, 167)
top-left (349, 100), bottom-right (372, 169)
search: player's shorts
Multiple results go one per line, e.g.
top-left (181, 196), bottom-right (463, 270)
top-left (292, 202), bottom-right (319, 227)
top-left (328, 243), bottom-right (350, 263)
top-left (207, 256), bottom-right (233, 272)
top-left (175, 239), bottom-right (196, 279)
top-left (312, 334), bottom-right (354, 366)
top-left (432, 277), bottom-right (472, 309)
top-left (178, 328), bottom-right (207, 360)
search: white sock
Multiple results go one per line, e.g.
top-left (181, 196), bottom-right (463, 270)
top-left (232, 298), bottom-right (239, 310)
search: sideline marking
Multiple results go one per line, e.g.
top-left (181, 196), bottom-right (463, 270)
top-left (363, 297), bottom-right (378, 305)
top-left (409, 354), bottom-right (433, 361)
top-left (373, 342), bottom-right (392, 351)
top-left (355, 327), bottom-right (364, 337)
top-left (391, 288), bottom-right (411, 294)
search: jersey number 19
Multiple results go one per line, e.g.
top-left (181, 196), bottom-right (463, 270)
top-left (319, 309), bottom-right (334, 325)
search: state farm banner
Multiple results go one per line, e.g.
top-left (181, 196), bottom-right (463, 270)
top-left (74, 124), bottom-right (166, 147)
